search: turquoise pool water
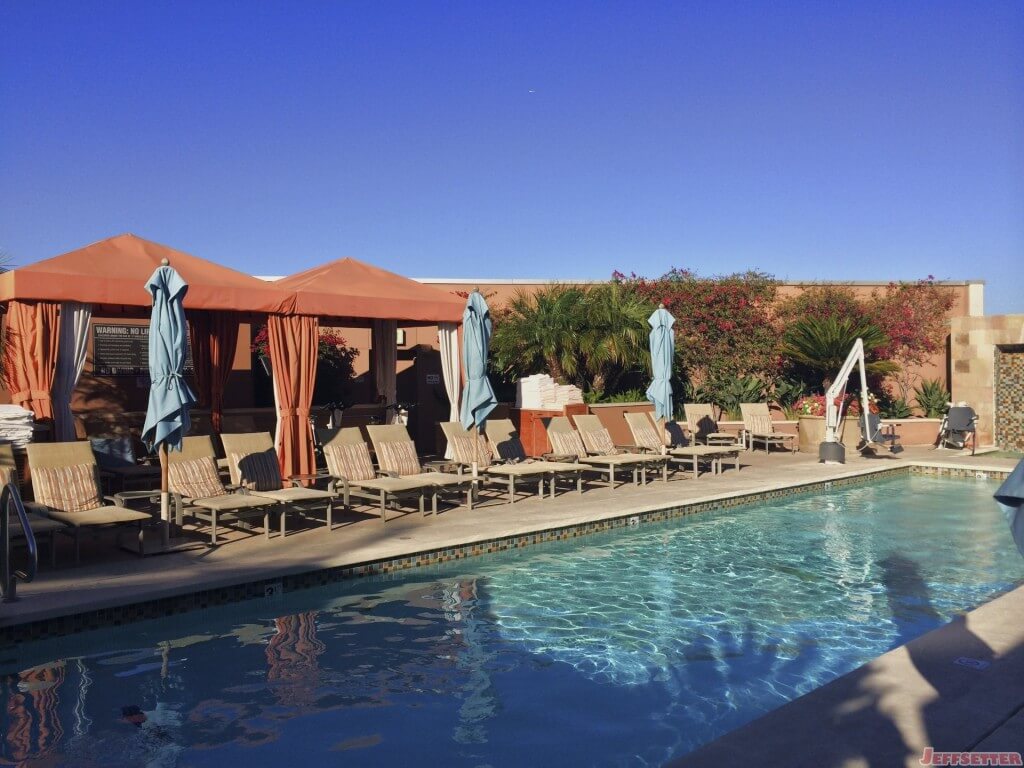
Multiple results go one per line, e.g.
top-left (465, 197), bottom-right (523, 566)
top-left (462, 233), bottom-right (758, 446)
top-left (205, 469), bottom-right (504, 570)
top-left (2, 474), bottom-right (1020, 767)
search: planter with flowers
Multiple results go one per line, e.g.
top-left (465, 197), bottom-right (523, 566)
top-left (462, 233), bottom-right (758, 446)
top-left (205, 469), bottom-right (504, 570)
top-left (794, 393), bottom-right (879, 454)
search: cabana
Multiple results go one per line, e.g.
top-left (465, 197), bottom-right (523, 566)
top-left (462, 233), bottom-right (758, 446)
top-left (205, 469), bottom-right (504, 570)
top-left (0, 234), bottom-right (294, 441)
top-left (273, 258), bottom-right (465, 479)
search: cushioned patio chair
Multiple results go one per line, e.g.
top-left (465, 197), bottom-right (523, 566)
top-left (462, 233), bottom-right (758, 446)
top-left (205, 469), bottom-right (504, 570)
top-left (366, 424), bottom-right (476, 510)
top-left (318, 427), bottom-right (435, 520)
top-left (624, 411), bottom-right (741, 479)
top-left (545, 416), bottom-right (665, 488)
top-left (485, 418), bottom-right (586, 499)
top-left (740, 403), bottom-right (796, 454)
top-left (441, 421), bottom-right (583, 503)
top-left (26, 441), bottom-right (153, 563)
top-left (1, 442), bottom-right (63, 566)
top-left (937, 405), bottom-right (978, 455)
top-left (683, 403), bottom-right (742, 446)
top-left (167, 435), bottom-right (281, 545)
top-left (220, 432), bottom-right (335, 535)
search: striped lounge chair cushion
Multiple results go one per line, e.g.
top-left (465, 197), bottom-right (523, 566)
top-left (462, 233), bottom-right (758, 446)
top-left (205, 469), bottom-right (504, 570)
top-left (0, 465), bottom-right (15, 487)
top-left (548, 429), bottom-right (586, 459)
top-left (232, 450), bottom-right (283, 492)
top-left (748, 414), bottom-right (774, 435)
top-left (168, 456), bottom-right (225, 499)
top-left (32, 463), bottom-right (102, 513)
top-left (324, 442), bottom-right (376, 482)
top-left (582, 428), bottom-right (619, 455)
top-left (631, 421), bottom-right (663, 452)
top-left (450, 434), bottom-right (492, 469)
top-left (375, 440), bottom-right (422, 476)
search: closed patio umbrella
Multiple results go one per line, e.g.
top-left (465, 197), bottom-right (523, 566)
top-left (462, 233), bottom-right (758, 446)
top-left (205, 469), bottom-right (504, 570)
top-left (645, 304), bottom-right (675, 422)
top-left (142, 259), bottom-right (198, 546)
top-left (460, 290), bottom-right (497, 432)
top-left (995, 458), bottom-right (1024, 557)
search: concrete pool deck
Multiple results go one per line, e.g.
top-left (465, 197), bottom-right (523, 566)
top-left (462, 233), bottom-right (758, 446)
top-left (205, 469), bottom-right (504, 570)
top-left (1, 445), bottom-right (1020, 766)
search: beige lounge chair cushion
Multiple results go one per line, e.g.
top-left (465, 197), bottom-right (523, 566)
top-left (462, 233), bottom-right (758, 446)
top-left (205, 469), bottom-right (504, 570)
top-left (548, 429), bottom-right (587, 458)
top-left (324, 442), bottom-right (376, 482)
top-left (45, 505), bottom-right (150, 527)
top-left (375, 440), bottom-right (422, 476)
top-left (581, 428), bottom-right (618, 455)
top-left (484, 463), bottom-right (550, 477)
top-left (249, 486), bottom-right (333, 503)
top-left (415, 471), bottom-right (471, 487)
top-left (351, 476), bottom-right (431, 493)
top-left (450, 434), bottom-right (492, 468)
top-left (232, 450), bottom-right (283, 491)
top-left (32, 463), bottom-right (103, 513)
top-left (192, 493), bottom-right (276, 511)
top-left (630, 420), bottom-right (663, 452)
top-left (169, 456), bottom-right (226, 499)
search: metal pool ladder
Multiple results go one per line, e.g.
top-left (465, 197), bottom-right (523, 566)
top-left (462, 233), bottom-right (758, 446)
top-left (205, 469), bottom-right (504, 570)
top-left (1, 482), bottom-right (37, 603)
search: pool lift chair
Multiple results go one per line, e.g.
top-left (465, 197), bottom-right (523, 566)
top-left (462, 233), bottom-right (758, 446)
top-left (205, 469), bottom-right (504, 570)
top-left (819, 338), bottom-right (900, 464)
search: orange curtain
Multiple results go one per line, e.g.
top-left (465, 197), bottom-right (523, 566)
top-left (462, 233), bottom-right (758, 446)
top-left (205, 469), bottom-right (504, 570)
top-left (187, 310), bottom-right (239, 433)
top-left (2, 300), bottom-right (60, 421)
top-left (267, 313), bottom-right (317, 478)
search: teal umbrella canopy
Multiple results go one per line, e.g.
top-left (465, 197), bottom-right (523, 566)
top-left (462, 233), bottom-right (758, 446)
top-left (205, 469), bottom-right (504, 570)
top-left (645, 305), bottom-right (675, 421)
top-left (460, 290), bottom-right (498, 430)
top-left (142, 264), bottom-right (197, 452)
top-left (995, 458), bottom-right (1024, 557)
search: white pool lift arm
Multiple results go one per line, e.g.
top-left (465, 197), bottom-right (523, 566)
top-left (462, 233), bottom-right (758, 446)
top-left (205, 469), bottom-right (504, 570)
top-left (820, 338), bottom-right (873, 464)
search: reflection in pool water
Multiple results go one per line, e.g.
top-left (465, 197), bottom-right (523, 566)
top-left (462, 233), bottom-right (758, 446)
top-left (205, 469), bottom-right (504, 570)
top-left (1, 475), bottom-right (1019, 767)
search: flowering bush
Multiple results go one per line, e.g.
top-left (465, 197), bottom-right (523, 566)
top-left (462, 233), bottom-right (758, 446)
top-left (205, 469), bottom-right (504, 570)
top-left (794, 393), bottom-right (879, 417)
top-left (251, 325), bottom-right (354, 362)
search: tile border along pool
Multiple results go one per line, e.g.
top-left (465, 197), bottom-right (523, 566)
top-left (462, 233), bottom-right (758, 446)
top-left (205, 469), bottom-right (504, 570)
top-left (0, 456), bottom-right (1012, 647)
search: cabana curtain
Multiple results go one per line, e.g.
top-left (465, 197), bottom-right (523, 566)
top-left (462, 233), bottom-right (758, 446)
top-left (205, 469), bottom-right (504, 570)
top-left (188, 310), bottom-right (240, 434)
top-left (439, 322), bottom-right (460, 458)
top-left (267, 313), bottom-right (318, 478)
top-left (53, 302), bottom-right (92, 440)
top-left (372, 319), bottom-right (398, 416)
top-left (2, 300), bottom-right (60, 421)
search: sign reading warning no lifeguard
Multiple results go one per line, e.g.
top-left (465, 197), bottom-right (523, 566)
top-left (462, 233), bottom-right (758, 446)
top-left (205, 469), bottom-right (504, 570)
top-left (93, 324), bottom-right (193, 376)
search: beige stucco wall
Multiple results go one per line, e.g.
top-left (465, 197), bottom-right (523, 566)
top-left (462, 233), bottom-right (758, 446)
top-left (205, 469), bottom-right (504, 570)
top-left (949, 315), bottom-right (1024, 447)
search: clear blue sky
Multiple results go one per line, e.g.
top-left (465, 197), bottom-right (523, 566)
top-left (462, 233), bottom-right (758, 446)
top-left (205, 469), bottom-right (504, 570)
top-left (2, 1), bottom-right (1021, 313)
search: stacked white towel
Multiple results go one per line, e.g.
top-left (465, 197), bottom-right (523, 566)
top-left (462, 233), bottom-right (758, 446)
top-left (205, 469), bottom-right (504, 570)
top-left (516, 374), bottom-right (584, 409)
top-left (0, 405), bottom-right (36, 448)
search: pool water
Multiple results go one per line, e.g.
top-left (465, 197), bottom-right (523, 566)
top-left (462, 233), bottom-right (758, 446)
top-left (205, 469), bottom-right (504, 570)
top-left (2, 475), bottom-right (1020, 767)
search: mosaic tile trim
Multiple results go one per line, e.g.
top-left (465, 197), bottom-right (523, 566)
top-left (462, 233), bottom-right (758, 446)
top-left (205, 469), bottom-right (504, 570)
top-left (0, 464), bottom-right (1005, 646)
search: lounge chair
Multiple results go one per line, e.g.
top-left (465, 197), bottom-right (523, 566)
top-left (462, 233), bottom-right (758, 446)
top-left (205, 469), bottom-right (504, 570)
top-left (220, 432), bottom-right (335, 535)
top-left (624, 411), bottom-right (741, 479)
top-left (366, 424), bottom-right (476, 510)
top-left (740, 403), bottom-right (796, 454)
top-left (937, 405), bottom-right (978, 455)
top-left (167, 435), bottom-right (281, 544)
top-left (1, 442), bottom-right (63, 566)
top-left (25, 441), bottom-right (153, 562)
top-left (90, 435), bottom-right (161, 492)
top-left (441, 421), bottom-right (583, 503)
top-left (545, 416), bottom-right (666, 488)
top-left (858, 413), bottom-right (903, 454)
top-left (683, 403), bottom-right (742, 446)
top-left (485, 418), bottom-right (586, 499)
top-left (318, 427), bottom-right (435, 520)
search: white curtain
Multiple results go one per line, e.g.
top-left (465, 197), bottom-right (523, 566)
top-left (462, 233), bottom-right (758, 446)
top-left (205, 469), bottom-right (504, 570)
top-left (53, 302), bottom-right (92, 441)
top-left (439, 322), bottom-right (460, 458)
top-left (372, 319), bottom-right (398, 420)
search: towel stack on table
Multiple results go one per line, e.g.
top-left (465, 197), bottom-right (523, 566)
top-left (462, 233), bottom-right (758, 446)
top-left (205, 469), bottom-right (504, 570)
top-left (0, 405), bottom-right (36, 448)
top-left (516, 374), bottom-right (584, 409)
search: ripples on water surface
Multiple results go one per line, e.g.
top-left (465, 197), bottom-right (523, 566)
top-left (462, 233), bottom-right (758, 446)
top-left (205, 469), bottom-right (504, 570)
top-left (2, 475), bottom-right (1020, 767)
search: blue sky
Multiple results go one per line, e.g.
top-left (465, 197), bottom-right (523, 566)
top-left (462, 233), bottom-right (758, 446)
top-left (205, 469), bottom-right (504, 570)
top-left (2, 1), bottom-right (1021, 313)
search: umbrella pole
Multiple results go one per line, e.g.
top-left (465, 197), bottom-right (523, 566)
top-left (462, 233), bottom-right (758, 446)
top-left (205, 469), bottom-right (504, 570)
top-left (159, 442), bottom-right (170, 548)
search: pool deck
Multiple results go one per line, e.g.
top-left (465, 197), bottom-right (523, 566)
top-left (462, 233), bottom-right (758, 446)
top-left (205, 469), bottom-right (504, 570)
top-left (2, 445), bottom-right (1021, 765)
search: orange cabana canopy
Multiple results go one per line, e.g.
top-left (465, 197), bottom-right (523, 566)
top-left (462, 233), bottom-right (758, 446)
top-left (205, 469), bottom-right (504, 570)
top-left (275, 257), bottom-right (464, 324)
top-left (0, 234), bottom-right (294, 314)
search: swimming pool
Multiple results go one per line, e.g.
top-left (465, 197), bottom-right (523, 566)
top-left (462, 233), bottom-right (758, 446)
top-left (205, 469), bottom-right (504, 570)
top-left (2, 474), bottom-right (1019, 767)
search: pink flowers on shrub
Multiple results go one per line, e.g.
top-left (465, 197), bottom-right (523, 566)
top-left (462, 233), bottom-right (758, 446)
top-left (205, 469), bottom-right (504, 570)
top-left (794, 393), bottom-right (879, 417)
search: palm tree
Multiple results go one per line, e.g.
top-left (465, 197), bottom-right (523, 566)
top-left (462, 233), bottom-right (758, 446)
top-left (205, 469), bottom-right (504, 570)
top-left (576, 282), bottom-right (650, 397)
top-left (780, 316), bottom-right (898, 389)
top-left (491, 285), bottom-right (586, 385)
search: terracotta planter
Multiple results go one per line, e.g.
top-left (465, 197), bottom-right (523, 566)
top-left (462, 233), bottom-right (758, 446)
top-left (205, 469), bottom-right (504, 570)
top-left (797, 415), bottom-right (861, 454)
